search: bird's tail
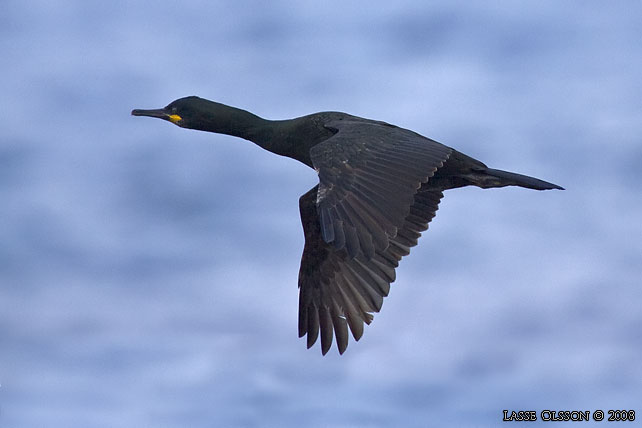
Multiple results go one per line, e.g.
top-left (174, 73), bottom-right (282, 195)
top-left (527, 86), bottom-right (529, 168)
top-left (482, 168), bottom-right (564, 191)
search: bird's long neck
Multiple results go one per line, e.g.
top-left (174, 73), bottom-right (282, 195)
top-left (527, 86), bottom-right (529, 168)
top-left (190, 100), bottom-right (318, 166)
top-left (193, 102), bottom-right (279, 152)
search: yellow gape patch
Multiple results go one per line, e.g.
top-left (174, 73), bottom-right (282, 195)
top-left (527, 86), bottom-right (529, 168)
top-left (168, 114), bottom-right (182, 123)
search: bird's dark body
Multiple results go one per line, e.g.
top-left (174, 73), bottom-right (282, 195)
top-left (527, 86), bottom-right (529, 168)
top-left (132, 96), bottom-right (563, 355)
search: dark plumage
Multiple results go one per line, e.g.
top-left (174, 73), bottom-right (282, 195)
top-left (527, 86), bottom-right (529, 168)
top-left (132, 96), bottom-right (563, 355)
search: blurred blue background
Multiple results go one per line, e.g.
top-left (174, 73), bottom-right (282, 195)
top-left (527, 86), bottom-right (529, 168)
top-left (2, 1), bottom-right (641, 427)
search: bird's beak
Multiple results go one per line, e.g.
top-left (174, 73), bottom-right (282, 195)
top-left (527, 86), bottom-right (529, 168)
top-left (131, 108), bottom-right (182, 124)
top-left (131, 108), bottom-right (167, 119)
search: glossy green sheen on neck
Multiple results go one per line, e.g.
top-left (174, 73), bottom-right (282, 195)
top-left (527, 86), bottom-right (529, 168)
top-left (132, 96), bottom-right (336, 167)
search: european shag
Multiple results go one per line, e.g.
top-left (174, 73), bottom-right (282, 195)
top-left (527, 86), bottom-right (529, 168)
top-left (132, 96), bottom-right (563, 355)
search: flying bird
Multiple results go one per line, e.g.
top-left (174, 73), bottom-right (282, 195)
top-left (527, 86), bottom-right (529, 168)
top-left (132, 96), bottom-right (563, 355)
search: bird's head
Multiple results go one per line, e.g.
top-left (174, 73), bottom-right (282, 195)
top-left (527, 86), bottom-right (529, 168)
top-left (132, 96), bottom-right (267, 141)
top-left (131, 96), bottom-right (210, 129)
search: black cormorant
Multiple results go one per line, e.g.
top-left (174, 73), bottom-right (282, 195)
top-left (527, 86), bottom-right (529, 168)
top-left (132, 96), bottom-right (563, 355)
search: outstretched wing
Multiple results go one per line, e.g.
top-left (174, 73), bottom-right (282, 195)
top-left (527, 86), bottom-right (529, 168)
top-left (298, 184), bottom-right (444, 355)
top-left (310, 119), bottom-right (452, 259)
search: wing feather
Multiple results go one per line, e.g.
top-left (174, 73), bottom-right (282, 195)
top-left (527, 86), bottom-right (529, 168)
top-left (310, 120), bottom-right (451, 259)
top-left (298, 184), bottom-right (444, 354)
